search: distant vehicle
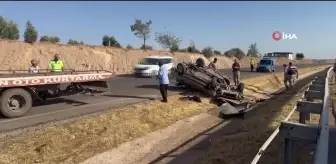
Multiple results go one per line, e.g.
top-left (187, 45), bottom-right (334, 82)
top-left (264, 52), bottom-right (294, 60)
top-left (256, 58), bottom-right (276, 72)
top-left (133, 56), bottom-right (174, 77)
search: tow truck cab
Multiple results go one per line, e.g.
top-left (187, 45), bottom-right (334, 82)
top-left (256, 58), bottom-right (276, 72)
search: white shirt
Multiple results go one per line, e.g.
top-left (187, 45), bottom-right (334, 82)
top-left (29, 66), bottom-right (39, 73)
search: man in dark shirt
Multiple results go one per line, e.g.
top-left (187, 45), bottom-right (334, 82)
top-left (232, 59), bottom-right (241, 86)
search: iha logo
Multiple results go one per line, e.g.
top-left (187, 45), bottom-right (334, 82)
top-left (272, 31), bottom-right (298, 41)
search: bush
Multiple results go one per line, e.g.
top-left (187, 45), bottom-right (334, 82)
top-left (214, 50), bottom-right (221, 55)
top-left (296, 53), bottom-right (305, 60)
top-left (24, 20), bottom-right (38, 43)
top-left (202, 46), bottom-right (214, 58)
top-left (40, 35), bottom-right (60, 44)
top-left (140, 44), bottom-right (153, 50)
top-left (224, 48), bottom-right (246, 59)
top-left (178, 48), bottom-right (187, 52)
top-left (102, 35), bottom-right (110, 46)
top-left (109, 36), bottom-right (122, 48)
top-left (126, 44), bottom-right (133, 49)
top-left (68, 39), bottom-right (84, 45)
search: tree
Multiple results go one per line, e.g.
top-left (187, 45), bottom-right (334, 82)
top-left (109, 36), bottom-right (122, 48)
top-left (126, 44), bottom-right (133, 49)
top-left (296, 53), bottom-right (305, 60)
top-left (50, 36), bottom-right (60, 44)
top-left (224, 48), bottom-right (246, 59)
top-left (246, 43), bottom-right (260, 57)
top-left (202, 46), bottom-right (214, 58)
top-left (68, 39), bottom-right (84, 45)
top-left (130, 19), bottom-right (152, 50)
top-left (102, 35), bottom-right (110, 46)
top-left (40, 35), bottom-right (60, 44)
top-left (214, 50), bottom-right (221, 55)
top-left (0, 16), bottom-right (20, 40)
top-left (24, 20), bottom-right (38, 43)
top-left (154, 31), bottom-right (182, 53)
top-left (186, 40), bottom-right (200, 53)
top-left (40, 35), bottom-right (50, 42)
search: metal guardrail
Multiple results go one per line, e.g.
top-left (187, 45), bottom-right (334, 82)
top-left (279, 67), bottom-right (333, 164)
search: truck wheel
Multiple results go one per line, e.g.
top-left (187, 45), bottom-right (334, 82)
top-left (176, 63), bottom-right (186, 76)
top-left (0, 88), bottom-right (32, 118)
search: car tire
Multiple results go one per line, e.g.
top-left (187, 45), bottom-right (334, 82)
top-left (176, 63), bottom-right (186, 76)
top-left (0, 88), bottom-right (32, 118)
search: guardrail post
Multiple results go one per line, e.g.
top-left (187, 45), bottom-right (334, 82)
top-left (284, 138), bottom-right (293, 164)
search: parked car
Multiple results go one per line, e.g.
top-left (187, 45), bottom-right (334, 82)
top-left (256, 58), bottom-right (276, 72)
top-left (133, 56), bottom-right (174, 77)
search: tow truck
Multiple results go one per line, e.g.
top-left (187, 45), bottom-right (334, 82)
top-left (0, 69), bottom-right (113, 118)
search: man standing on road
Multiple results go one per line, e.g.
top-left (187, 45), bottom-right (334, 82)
top-left (157, 61), bottom-right (169, 103)
top-left (284, 62), bottom-right (298, 89)
top-left (48, 54), bottom-right (64, 72)
top-left (250, 58), bottom-right (255, 72)
top-left (208, 58), bottom-right (218, 71)
top-left (232, 59), bottom-right (241, 86)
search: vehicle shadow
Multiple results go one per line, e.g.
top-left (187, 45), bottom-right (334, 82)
top-left (103, 94), bottom-right (156, 100)
top-left (33, 98), bottom-right (89, 107)
top-left (147, 69), bottom-right (326, 164)
top-left (136, 85), bottom-right (183, 92)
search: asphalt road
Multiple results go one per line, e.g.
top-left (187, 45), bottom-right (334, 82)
top-left (0, 63), bottom-right (328, 132)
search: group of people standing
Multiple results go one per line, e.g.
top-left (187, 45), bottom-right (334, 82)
top-left (28, 54), bottom-right (64, 73)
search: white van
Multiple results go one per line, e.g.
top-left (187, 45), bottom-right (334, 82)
top-left (134, 56), bottom-right (174, 77)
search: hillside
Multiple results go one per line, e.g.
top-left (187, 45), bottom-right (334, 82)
top-left (0, 40), bottom-right (314, 74)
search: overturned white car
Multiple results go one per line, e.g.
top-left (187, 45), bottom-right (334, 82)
top-left (171, 58), bottom-right (249, 117)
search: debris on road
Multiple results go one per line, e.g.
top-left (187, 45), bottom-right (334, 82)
top-left (179, 96), bottom-right (202, 103)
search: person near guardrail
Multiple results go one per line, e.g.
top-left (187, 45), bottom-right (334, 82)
top-left (232, 59), bottom-right (241, 86)
top-left (208, 58), bottom-right (217, 71)
top-left (28, 59), bottom-right (39, 73)
top-left (284, 62), bottom-right (298, 89)
top-left (48, 54), bottom-right (64, 72)
top-left (157, 61), bottom-right (169, 103)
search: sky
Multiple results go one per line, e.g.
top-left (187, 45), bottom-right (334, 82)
top-left (0, 1), bottom-right (335, 59)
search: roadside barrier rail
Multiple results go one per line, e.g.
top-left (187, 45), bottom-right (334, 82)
top-left (279, 67), bottom-right (334, 164)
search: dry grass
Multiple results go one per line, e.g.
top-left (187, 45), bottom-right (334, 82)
top-left (0, 94), bottom-right (217, 164)
top-left (0, 66), bottom-right (327, 164)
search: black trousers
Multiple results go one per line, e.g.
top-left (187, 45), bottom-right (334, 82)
top-left (159, 84), bottom-right (168, 102)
